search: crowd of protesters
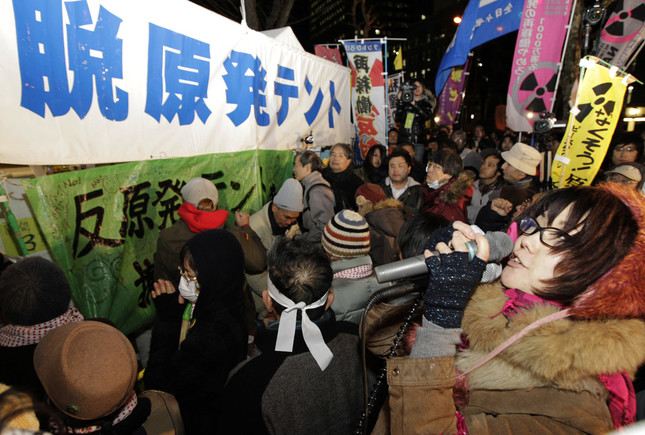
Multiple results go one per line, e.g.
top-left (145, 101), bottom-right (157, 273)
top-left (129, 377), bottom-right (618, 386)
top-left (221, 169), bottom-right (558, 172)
top-left (1, 113), bottom-right (645, 434)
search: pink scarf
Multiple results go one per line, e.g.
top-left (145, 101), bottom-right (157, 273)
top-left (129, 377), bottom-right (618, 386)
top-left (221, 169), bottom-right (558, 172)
top-left (0, 306), bottom-right (84, 347)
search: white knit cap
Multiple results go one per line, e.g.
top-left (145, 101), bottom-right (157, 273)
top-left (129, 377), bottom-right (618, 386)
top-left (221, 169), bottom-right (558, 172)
top-left (273, 179), bottom-right (304, 212)
top-left (180, 178), bottom-right (219, 208)
top-left (267, 276), bottom-right (333, 371)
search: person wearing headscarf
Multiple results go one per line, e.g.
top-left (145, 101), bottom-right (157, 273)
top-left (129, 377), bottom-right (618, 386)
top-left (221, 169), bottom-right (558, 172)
top-left (145, 230), bottom-right (247, 434)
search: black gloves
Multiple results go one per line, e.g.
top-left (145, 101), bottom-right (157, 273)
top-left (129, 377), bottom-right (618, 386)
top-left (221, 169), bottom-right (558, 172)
top-left (423, 246), bottom-right (486, 329)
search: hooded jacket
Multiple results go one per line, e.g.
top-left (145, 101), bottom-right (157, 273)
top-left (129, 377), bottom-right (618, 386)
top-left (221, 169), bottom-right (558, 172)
top-left (423, 172), bottom-right (475, 223)
top-left (145, 229), bottom-right (247, 434)
top-left (374, 183), bottom-right (645, 434)
top-left (363, 198), bottom-right (414, 266)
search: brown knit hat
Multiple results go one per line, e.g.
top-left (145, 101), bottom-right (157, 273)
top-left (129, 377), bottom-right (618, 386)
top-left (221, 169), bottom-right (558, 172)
top-left (34, 321), bottom-right (137, 420)
top-left (322, 210), bottom-right (370, 258)
top-left (355, 183), bottom-right (387, 204)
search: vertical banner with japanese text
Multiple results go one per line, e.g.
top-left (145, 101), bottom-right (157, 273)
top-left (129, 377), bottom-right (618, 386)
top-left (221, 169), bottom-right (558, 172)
top-left (506, 0), bottom-right (573, 132)
top-left (342, 40), bottom-right (386, 161)
top-left (436, 58), bottom-right (470, 126)
top-left (23, 150), bottom-right (293, 334)
top-left (387, 72), bottom-right (405, 132)
top-left (0, 0), bottom-right (352, 164)
top-left (551, 57), bottom-right (635, 188)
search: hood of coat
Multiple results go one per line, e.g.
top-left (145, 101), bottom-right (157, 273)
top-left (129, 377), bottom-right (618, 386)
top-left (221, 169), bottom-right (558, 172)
top-left (570, 183), bottom-right (645, 320)
top-left (457, 282), bottom-right (645, 393)
top-left (365, 201), bottom-right (407, 237)
top-left (185, 229), bottom-right (245, 321)
top-left (438, 172), bottom-right (475, 205)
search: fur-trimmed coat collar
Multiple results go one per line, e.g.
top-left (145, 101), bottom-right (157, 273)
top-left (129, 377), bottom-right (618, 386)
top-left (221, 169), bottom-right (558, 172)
top-left (439, 172), bottom-right (475, 205)
top-left (456, 282), bottom-right (645, 397)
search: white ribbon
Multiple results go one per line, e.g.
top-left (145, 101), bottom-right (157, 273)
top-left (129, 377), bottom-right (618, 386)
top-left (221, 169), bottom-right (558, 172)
top-left (267, 276), bottom-right (334, 370)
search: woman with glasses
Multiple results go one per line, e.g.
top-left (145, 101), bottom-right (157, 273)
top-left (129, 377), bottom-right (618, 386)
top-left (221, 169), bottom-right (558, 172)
top-left (374, 184), bottom-right (645, 433)
top-left (422, 149), bottom-right (475, 223)
top-left (145, 229), bottom-right (248, 434)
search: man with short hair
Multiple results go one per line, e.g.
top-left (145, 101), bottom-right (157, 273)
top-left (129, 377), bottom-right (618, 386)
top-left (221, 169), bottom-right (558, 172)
top-left (379, 148), bottom-right (424, 213)
top-left (233, 178), bottom-right (303, 308)
top-left (452, 129), bottom-right (483, 171)
top-left (218, 236), bottom-right (368, 434)
top-left (293, 150), bottom-right (335, 243)
top-left (401, 143), bottom-right (426, 183)
top-left (467, 151), bottom-right (504, 223)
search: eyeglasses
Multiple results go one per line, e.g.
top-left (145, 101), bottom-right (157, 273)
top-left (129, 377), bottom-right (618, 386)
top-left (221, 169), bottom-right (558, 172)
top-left (178, 266), bottom-right (198, 283)
top-left (519, 216), bottom-right (572, 248)
top-left (614, 146), bottom-right (637, 153)
top-left (426, 163), bottom-right (442, 172)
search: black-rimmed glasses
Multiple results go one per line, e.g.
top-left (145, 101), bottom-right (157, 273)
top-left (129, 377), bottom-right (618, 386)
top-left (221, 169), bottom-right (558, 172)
top-left (519, 216), bottom-right (571, 248)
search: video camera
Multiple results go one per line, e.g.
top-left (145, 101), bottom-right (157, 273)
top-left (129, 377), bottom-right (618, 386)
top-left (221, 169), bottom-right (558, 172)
top-left (399, 82), bottom-right (416, 103)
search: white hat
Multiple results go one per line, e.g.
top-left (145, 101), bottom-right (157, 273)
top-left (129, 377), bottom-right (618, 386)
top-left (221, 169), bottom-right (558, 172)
top-left (181, 178), bottom-right (219, 208)
top-left (273, 179), bottom-right (303, 212)
top-left (605, 164), bottom-right (643, 182)
top-left (501, 143), bottom-right (541, 176)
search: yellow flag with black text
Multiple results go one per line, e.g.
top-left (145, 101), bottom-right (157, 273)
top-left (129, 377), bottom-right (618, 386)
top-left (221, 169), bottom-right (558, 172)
top-left (394, 47), bottom-right (403, 71)
top-left (551, 56), bottom-right (637, 188)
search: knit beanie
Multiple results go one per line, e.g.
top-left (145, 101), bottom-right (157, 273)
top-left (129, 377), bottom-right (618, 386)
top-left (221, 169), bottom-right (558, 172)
top-left (273, 178), bottom-right (304, 212)
top-left (322, 210), bottom-right (370, 258)
top-left (355, 183), bottom-right (387, 204)
top-left (181, 178), bottom-right (219, 208)
top-left (0, 256), bottom-right (71, 326)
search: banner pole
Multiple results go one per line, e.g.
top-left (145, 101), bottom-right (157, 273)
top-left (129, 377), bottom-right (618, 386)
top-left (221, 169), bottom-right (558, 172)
top-left (549, 0), bottom-right (578, 112)
top-left (0, 177), bottom-right (28, 256)
top-left (383, 38), bottom-right (390, 150)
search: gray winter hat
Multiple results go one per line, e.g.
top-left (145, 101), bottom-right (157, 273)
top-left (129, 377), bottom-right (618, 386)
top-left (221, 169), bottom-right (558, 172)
top-left (181, 178), bottom-right (219, 208)
top-left (273, 179), bottom-right (303, 212)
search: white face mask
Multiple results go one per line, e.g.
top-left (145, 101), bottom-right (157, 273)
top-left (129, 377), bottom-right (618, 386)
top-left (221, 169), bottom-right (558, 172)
top-left (426, 180), bottom-right (443, 189)
top-left (178, 277), bottom-right (199, 302)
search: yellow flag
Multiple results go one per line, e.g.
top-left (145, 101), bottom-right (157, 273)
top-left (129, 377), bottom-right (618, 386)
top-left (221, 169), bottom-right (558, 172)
top-left (551, 56), bottom-right (636, 188)
top-left (394, 47), bottom-right (403, 71)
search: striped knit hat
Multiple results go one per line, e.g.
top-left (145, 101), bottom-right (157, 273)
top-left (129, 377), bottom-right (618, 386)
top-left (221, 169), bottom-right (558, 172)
top-left (322, 210), bottom-right (370, 258)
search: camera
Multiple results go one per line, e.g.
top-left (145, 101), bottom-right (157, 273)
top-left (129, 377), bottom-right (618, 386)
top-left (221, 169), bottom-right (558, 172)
top-left (533, 112), bottom-right (554, 134)
top-left (301, 131), bottom-right (314, 145)
top-left (399, 82), bottom-right (416, 103)
top-left (583, 2), bottom-right (605, 26)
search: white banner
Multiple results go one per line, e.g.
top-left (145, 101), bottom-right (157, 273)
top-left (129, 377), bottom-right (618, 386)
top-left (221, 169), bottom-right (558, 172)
top-left (342, 40), bottom-right (386, 160)
top-left (0, 0), bottom-right (352, 164)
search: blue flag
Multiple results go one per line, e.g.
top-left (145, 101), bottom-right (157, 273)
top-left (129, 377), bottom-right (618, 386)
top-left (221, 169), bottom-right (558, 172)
top-left (435, 0), bottom-right (524, 96)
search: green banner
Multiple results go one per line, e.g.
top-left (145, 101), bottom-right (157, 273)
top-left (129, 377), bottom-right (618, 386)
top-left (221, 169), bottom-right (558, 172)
top-left (23, 150), bottom-right (293, 335)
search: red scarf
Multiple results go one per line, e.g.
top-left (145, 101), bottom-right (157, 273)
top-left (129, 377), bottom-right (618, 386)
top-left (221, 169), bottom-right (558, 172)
top-left (177, 202), bottom-right (228, 233)
top-left (0, 306), bottom-right (84, 347)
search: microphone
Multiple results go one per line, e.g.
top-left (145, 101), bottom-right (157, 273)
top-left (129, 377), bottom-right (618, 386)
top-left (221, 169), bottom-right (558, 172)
top-left (374, 231), bottom-right (513, 284)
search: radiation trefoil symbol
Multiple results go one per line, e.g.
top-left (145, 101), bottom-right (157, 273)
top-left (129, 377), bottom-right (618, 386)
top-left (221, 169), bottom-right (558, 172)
top-left (601, 0), bottom-right (645, 44)
top-left (511, 62), bottom-right (559, 119)
top-left (574, 82), bottom-right (616, 123)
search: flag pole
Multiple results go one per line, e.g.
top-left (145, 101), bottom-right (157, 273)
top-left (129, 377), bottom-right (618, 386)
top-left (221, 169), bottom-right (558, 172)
top-left (549, 0), bottom-right (578, 113)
